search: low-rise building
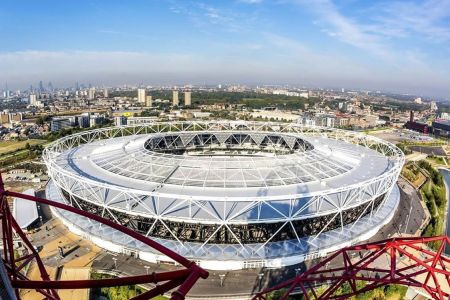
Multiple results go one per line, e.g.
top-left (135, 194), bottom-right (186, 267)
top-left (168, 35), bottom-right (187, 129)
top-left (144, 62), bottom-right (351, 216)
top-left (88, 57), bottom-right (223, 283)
top-left (127, 117), bottom-right (158, 125)
top-left (432, 119), bottom-right (450, 136)
top-left (114, 116), bottom-right (127, 126)
top-left (404, 121), bottom-right (429, 134)
top-left (51, 117), bottom-right (74, 132)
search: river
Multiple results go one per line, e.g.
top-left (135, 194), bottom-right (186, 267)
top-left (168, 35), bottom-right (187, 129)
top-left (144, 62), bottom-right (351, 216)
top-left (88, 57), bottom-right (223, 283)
top-left (438, 168), bottom-right (450, 255)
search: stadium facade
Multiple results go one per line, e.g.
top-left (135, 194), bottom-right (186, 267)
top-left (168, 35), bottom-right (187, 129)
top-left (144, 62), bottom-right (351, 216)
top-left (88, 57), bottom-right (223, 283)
top-left (44, 121), bottom-right (404, 270)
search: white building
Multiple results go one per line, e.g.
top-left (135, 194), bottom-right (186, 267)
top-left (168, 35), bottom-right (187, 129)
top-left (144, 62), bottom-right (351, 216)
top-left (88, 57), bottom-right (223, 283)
top-left (300, 114), bottom-right (317, 126)
top-left (146, 96), bottom-right (153, 107)
top-left (29, 94), bottom-right (37, 106)
top-left (138, 89), bottom-right (146, 103)
top-left (127, 117), bottom-right (158, 125)
top-left (315, 114), bottom-right (336, 128)
top-left (173, 91), bottom-right (179, 106)
top-left (115, 116), bottom-right (127, 126)
top-left (88, 88), bottom-right (96, 100)
top-left (440, 113), bottom-right (450, 120)
top-left (250, 110), bottom-right (299, 121)
top-left (430, 101), bottom-right (438, 111)
top-left (184, 91), bottom-right (191, 106)
top-left (299, 92), bottom-right (309, 98)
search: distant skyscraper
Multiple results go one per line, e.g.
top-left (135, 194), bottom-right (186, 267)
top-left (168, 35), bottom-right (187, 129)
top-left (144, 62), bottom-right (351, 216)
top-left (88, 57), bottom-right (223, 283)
top-left (184, 91), bottom-right (191, 106)
top-left (104, 88), bottom-right (109, 98)
top-left (75, 82), bottom-right (79, 91)
top-left (48, 82), bottom-right (53, 92)
top-left (138, 88), bottom-right (146, 103)
top-left (29, 94), bottom-right (37, 106)
top-left (146, 96), bottom-right (153, 107)
top-left (39, 81), bottom-right (44, 92)
top-left (430, 101), bottom-right (438, 111)
top-left (88, 88), bottom-right (95, 100)
top-left (172, 90), bottom-right (179, 106)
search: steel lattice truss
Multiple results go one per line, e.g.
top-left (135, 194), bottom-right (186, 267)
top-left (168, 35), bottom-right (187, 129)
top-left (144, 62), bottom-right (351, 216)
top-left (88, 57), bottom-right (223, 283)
top-left (43, 121), bottom-right (404, 194)
top-left (0, 174), bottom-right (208, 300)
top-left (42, 121), bottom-right (405, 264)
top-left (252, 236), bottom-right (450, 300)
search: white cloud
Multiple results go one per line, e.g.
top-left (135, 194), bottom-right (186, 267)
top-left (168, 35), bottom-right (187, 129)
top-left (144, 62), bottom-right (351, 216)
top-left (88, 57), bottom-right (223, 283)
top-left (293, 0), bottom-right (391, 58)
top-left (371, 0), bottom-right (450, 42)
top-left (169, 1), bottom-right (244, 32)
top-left (238, 0), bottom-right (263, 4)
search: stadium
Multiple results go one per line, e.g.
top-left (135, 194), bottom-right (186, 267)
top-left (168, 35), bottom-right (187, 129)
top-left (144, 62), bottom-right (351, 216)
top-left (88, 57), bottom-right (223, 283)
top-left (43, 121), bottom-right (404, 270)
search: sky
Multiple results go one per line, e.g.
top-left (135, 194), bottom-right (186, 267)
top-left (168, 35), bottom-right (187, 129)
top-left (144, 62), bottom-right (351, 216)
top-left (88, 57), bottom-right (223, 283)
top-left (1, 0), bottom-right (450, 98)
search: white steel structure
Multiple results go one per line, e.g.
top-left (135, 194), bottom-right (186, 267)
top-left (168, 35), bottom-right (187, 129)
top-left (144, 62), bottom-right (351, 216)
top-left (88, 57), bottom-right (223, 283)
top-left (44, 121), bottom-right (404, 270)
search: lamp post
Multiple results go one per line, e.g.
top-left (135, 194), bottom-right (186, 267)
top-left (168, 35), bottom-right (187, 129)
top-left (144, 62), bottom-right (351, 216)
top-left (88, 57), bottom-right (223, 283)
top-left (404, 204), bottom-right (413, 235)
top-left (112, 257), bottom-right (117, 270)
top-left (258, 273), bottom-right (264, 290)
top-left (219, 274), bottom-right (226, 287)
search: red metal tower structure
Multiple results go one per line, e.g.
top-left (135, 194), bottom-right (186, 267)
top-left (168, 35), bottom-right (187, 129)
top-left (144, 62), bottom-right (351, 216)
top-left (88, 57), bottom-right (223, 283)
top-left (0, 174), bottom-right (209, 300)
top-left (253, 236), bottom-right (450, 300)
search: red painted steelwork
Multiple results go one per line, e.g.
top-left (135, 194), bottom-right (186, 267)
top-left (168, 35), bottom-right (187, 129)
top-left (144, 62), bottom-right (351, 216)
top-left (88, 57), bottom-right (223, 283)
top-left (252, 236), bottom-right (450, 300)
top-left (0, 174), bottom-right (208, 300)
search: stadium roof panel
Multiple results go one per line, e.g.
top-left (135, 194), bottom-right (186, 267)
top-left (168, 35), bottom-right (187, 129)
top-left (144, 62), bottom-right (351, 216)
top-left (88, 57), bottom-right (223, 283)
top-left (55, 134), bottom-right (391, 199)
top-left (13, 189), bottom-right (38, 229)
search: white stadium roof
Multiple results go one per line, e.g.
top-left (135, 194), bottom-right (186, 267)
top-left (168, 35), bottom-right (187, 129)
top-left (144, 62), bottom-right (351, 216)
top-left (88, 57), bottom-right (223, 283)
top-left (13, 189), bottom-right (38, 229)
top-left (43, 122), bottom-right (404, 268)
top-left (52, 133), bottom-right (391, 199)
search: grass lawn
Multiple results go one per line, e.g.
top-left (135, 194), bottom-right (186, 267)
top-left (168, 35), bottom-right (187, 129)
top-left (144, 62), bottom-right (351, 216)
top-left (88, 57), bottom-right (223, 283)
top-left (426, 156), bottom-right (448, 167)
top-left (0, 139), bottom-right (46, 155)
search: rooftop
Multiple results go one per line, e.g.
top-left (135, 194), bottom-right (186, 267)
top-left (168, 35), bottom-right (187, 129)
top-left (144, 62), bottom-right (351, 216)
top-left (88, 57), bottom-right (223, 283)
top-left (13, 189), bottom-right (38, 229)
top-left (52, 131), bottom-right (392, 199)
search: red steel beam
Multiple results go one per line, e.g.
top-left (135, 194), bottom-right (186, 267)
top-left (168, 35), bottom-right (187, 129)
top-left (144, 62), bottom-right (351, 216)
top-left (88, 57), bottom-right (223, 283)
top-left (252, 236), bottom-right (450, 300)
top-left (0, 174), bottom-right (208, 300)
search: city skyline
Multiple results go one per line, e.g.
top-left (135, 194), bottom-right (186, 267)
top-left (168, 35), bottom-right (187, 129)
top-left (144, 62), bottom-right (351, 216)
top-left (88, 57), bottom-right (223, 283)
top-left (1, 0), bottom-right (450, 98)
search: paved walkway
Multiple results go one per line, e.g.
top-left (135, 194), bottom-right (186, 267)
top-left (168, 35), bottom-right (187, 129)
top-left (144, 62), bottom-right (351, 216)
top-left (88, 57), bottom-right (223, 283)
top-left (58, 267), bottom-right (90, 300)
